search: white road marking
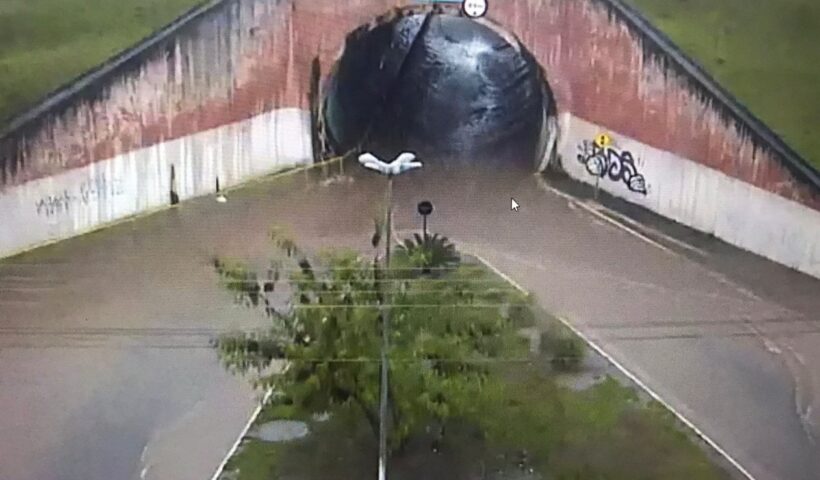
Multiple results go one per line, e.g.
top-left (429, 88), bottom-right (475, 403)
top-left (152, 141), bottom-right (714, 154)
top-left (213, 173), bottom-right (758, 480)
top-left (534, 177), bottom-right (676, 255)
top-left (583, 200), bottom-right (710, 257)
top-left (467, 249), bottom-right (759, 480)
top-left (209, 388), bottom-right (274, 480)
top-left (534, 176), bottom-right (766, 305)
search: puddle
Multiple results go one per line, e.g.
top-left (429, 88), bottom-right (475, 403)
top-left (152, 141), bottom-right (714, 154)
top-left (250, 420), bottom-right (310, 443)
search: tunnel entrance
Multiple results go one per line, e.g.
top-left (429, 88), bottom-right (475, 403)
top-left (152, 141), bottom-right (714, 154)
top-left (321, 7), bottom-right (556, 173)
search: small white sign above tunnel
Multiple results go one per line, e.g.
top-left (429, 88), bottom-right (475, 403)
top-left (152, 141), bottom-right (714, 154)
top-left (462, 0), bottom-right (489, 18)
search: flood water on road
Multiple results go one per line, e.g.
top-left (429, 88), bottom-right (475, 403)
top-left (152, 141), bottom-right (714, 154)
top-left (1, 162), bottom-right (819, 480)
top-left (0, 168), bottom-right (342, 480)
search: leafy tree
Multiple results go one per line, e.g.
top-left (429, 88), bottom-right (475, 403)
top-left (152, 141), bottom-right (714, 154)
top-left (213, 227), bottom-right (524, 451)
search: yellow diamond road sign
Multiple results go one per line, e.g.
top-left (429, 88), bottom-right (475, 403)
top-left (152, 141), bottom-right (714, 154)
top-left (594, 133), bottom-right (612, 148)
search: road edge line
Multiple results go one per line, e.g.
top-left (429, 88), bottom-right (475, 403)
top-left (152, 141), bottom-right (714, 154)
top-left (534, 176), bottom-right (677, 256)
top-left (468, 251), bottom-right (757, 480)
top-left (210, 157), bottom-right (348, 480)
top-left (586, 202), bottom-right (710, 257)
top-left (209, 388), bottom-right (274, 480)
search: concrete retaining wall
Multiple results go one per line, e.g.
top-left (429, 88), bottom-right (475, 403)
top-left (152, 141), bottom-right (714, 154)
top-left (0, 0), bottom-right (412, 257)
top-left (494, 0), bottom-right (820, 278)
top-left (1, 0), bottom-right (818, 275)
top-left (559, 114), bottom-right (820, 277)
top-left (0, 109), bottom-right (310, 257)
top-left (495, 0), bottom-right (818, 206)
top-left (0, 0), bottom-right (321, 257)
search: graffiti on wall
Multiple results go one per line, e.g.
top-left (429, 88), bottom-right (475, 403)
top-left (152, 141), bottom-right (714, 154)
top-left (576, 137), bottom-right (648, 195)
top-left (35, 174), bottom-right (125, 218)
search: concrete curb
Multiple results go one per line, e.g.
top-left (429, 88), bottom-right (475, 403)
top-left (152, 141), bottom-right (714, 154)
top-left (208, 388), bottom-right (274, 480)
top-left (534, 176), bottom-right (677, 256)
top-left (466, 249), bottom-right (757, 480)
top-left (208, 219), bottom-right (756, 480)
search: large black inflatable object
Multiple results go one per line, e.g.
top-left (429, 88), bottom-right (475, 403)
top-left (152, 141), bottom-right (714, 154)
top-left (323, 11), bottom-right (552, 171)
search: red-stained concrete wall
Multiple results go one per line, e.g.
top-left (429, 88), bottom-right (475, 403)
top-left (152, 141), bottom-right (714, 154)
top-left (0, 0), bottom-right (404, 189)
top-left (2, 0), bottom-right (817, 211)
top-left (494, 0), bottom-right (818, 210)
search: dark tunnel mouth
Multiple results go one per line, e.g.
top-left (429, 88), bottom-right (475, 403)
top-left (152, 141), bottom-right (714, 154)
top-left (319, 7), bottom-right (559, 173)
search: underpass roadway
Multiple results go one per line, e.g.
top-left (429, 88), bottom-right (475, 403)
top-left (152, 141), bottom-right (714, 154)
top-left (1, 162), bottom-right (818, 480)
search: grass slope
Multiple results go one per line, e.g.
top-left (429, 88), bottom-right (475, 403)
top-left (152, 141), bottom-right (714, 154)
top-left (0, 0), bottom-right (204, 125)
top-left (627, 0), bottom-right (820, 169)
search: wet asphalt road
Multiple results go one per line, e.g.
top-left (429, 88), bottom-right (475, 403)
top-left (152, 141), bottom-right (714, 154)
top-left (1, 163), bottom-right (819, 480)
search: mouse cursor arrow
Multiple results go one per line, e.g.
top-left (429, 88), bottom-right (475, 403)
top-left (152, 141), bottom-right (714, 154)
top-left (511, 198), bottom-right (520, 212)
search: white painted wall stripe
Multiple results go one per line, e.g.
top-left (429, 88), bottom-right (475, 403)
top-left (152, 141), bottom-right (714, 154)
top-left (0, 108), bottom-right (312, 259)
top-left (558, 113), bottom-right (820, 279)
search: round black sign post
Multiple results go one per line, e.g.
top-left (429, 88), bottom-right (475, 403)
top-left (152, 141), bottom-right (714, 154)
top-left (417, 201), bottom-right (434, 240)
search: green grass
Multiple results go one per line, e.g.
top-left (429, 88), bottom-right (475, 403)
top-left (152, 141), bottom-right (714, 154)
top-left (0, 0), bottom-right (205, 125)
top-left (481, 370), bottom-right (728, 480)
top-left (221, 258), bottom-right (731, 480)
top-left (227, 377), bottom-right (729, 480)
top-left (627, 0), bottom-right (820, 169)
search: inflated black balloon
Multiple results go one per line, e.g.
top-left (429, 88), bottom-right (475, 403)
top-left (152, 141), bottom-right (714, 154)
top-left (323, 11), bottom-right (551, 171)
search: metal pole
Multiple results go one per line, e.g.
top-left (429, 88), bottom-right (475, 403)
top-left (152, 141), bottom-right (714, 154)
top-left (594, 176), bottom-right (600, 201)
top-left (385, 176), bottom-right (393, 269)
top-left (422, 215), bottom-right (427, 240)
top-left (378, 175), bottom-right (393, 480)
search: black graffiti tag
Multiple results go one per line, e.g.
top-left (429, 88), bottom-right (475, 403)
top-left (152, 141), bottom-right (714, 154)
top-left (35, 190), bottom-right (77, 218)
top-left (35, 174), bottom-right (125, 218)
top-left (79, 174), bottom-right (124, 203)
top-left (576, 140), bottom-right (647, 195)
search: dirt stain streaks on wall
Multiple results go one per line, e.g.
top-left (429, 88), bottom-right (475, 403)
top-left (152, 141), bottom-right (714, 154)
top-left (0, 0), bottom-right (290, 188)
top-left (1, 0), bottom-right (817, 209)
